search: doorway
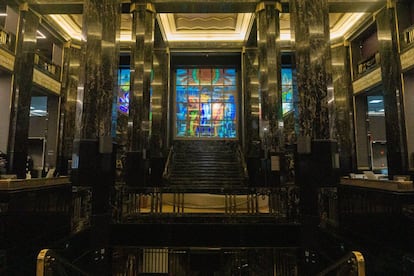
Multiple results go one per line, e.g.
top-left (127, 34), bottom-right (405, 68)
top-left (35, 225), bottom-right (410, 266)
top-left (354, 88), bottom-right (388, 173)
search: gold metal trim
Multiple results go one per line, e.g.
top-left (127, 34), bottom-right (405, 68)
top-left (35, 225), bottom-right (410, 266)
top-left (146, 3), bottom-right (156, 13)
top-left (19, 2), bottom-right (29, 11)
top-left (256, 2), bottom-right (280, 13)
top-left (387, 0), bottom-right (396, 9)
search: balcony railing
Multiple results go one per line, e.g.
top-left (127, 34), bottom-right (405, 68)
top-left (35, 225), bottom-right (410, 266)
top-left (71, 186), bottom-right (92, 234)
top-left (114, 185), bottom-right (300, 223)
top-left (404, 25), bottom-right (414, 46)
top-left (316, 251), bottom-right (365, 276)
top-left (37, 249), bottom-right (90, 276)
top-left (356, 52), bottom-right (380, 77)
top-left (0, 27), bottom-right (16, 53)
top-left (34, 53), bottom-right (61, 80)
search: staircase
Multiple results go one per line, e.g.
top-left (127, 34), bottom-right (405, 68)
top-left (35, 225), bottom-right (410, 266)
top-left (166, 140), bottom-right (247, 187)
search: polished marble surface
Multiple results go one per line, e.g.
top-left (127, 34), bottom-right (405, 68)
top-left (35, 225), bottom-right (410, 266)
top-left (377, 7), bottom-right (408, 176)
top-left (8, 9), bottom-right (39, 178)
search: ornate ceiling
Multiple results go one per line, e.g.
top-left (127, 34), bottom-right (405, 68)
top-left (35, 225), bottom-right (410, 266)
top-left (34, 0), bottom-right (386, 44)
top-left (48, 11), bottom-right (367, 43)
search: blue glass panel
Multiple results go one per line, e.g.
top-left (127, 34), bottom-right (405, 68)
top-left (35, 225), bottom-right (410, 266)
top-left (223, 68), bottom-right (236, 85)
top-left (176, 69), bottom-right (188, 85)
top-left (224, 102), bottom-right (236, 120)
top-left (200, 86), bottom-right (211, 103)
top-left (176, 121), bottom-right (187, 137)
top-left (281, 68), bottom-right (293, 115)
top-left (188, 86), bottom-right (200, 103)
top-left (118, 68), bottom-right (130, 114)
top-left (200, 103), bottom-right (211, 123)
top-left (281, 68), bottom-right (292, 85)
top-left (176, 103), bottom-right (187, 120)
top-left (199, 122), bottom-right (212, 137)
top-left (176, 86), bottom-right (187, 102)
top-left (212, 86), bottom-right (223, 102)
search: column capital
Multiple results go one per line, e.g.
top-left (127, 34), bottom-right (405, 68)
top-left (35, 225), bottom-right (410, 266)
top-left (256, 1), bottom-right (282, 13)
top-left (19, 2), bottom-right (29, 11)
top-left (130, 2), bottom-right (156, 13)
top-left (386, 0), bottom-right (396, 9)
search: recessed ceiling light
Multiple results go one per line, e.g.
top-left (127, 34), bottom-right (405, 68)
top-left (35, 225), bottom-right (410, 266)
top-left (369, 99), bottom-right (383, 104)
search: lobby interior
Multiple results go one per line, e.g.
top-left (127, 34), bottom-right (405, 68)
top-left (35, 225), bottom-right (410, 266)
top-left (1, 0), bottom-right (414, 275)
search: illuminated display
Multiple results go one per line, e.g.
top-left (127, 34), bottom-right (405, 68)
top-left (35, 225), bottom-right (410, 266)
top-left (118, 68), bottom-right (130, 114)
top-left (282, 68), bottom-right (293, 115)
top-left (176, 68), bottom-right (237, 138)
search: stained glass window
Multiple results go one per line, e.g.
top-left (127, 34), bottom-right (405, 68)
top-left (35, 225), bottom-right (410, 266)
top-left (175, 68), bottom-right (237, 138)
top-left (118, 68), bottom-right (130, 114)
top-left (282, 68), bottom-right (293, 115)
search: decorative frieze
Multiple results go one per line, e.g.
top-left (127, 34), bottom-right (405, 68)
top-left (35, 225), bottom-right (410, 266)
top-left (352, 67), bottom-right (382, 94)
top-left (32, 68), bottom-right (61, 95)
top-left (400, 46), bottom-right (414, 71)
top-left (0, 48), bottom-right (15, 71)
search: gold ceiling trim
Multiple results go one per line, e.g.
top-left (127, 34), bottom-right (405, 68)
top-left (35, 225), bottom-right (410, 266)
top-left (158, 13), bottom-right (254, 42)
top-left (48, 12), bottom-right (367, 43)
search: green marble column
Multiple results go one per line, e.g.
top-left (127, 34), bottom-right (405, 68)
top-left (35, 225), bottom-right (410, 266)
top-left (73, 0), bottom-right (121, 185)
top-left (56, 44), bottom-right (81, 175)
top-left (290, 0), bottom-right (332, 140)
top-left (256, 1), bottom-right (283, 153)
top-left (243, 47), bottom-right (262, 185)
top-left (126, 1), bottom-right (155, 186)
top-left (150, 49), bottom-right (169, 184)
top-left (376, 2), bottom-right (408, 176)
top-left (331, 43), bottom-right (355, 174)
top-left (7, 3), bottom-right (38, 178)
top-left (74, 1), bottom-right (121, 274)
top-left (244, 47), bottom-right (260, 156)
top-left (129, 1), bottom-right (155, 153)
top-left (76, 0), bottom-right (121, 140)
top-left (289, 0), bottom-right (334, 273)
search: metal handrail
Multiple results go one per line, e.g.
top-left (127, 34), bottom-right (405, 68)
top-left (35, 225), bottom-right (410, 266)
top-left (0, 26), bottom-right (16, 52)
top-left (162, 145), bottom-right (174, 179)
top-left (316, 251), bottom-right (365, 276)
top-left (37, 249), bottom-right (90, 276)
top-left (237, 144), bottom-right (249, 179)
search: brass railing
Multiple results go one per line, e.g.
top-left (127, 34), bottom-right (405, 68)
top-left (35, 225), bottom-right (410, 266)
top-left (0, 27), bottom-right (16, 52)
top-left (71, 186), bottom-right (92, 234)
top-left (162, 145), bottom-right (174, 180)
top-left (34, 53), bottom-right (61, 80)
top-left (317, 251), bottom-right (365, 276)
top-left (117, 186), bottom-right (300, 223)
top-left (404, 25), bottom-right (414, 45)
top-left (37, 249), bottom-right (90, 276)
top-left (237, 144), bottom-right (249, 180)
top-left (356, 52), bottom-right (380, 77)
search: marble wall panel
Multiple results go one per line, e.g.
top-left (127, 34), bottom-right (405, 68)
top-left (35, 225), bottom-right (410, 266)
top-left (129, 2), bottom-right (155, 153)
top-left (290, 0), bottom-right (331, 140)
top-left (376, 7), bottom-right (408, 175)
top-left (78, 0), bottom-right (121, 140)
top-left (331, 44), bottom-right (355, 174)
top-left (256, 1), bottom-right (283, 152)
top-left (8, 7), bottom-right (38, 178)
top-left (243, 48), bottom-right (260, 156)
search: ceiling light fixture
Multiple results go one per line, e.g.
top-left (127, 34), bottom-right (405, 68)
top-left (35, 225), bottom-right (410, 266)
top-left (36, 30), bottom-right (46, 39)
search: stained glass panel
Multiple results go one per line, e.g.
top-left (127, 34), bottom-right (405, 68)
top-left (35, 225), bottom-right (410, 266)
top-left (176, 67), bottom-right (237, 138)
